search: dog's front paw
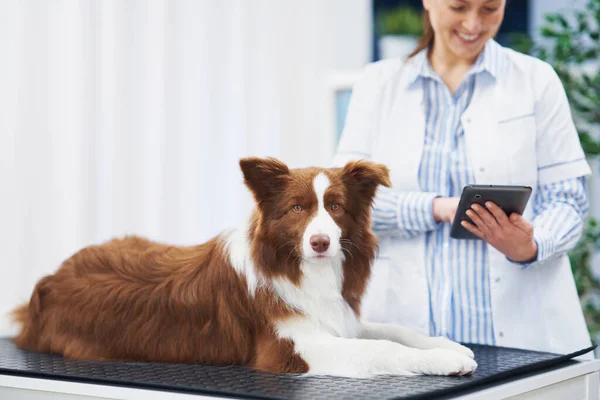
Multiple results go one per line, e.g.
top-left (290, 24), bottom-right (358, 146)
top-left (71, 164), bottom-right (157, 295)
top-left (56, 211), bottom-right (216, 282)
top-left (430, 337), bottom-right (475, 359)
top-left (417, 348), bottom-right (478, 376)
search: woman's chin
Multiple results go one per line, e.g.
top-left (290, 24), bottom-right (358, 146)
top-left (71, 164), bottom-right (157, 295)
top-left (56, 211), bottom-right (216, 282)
top-left (450, 42), bottom-right (485, 61)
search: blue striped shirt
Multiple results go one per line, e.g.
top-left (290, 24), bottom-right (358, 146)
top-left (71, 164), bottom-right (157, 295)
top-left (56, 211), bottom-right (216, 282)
top-left (372, 41), bottom-right (589, 345)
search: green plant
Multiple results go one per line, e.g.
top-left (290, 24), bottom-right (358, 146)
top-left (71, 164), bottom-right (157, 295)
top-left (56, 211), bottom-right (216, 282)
top-left (569, 219), bottom-right (600, 337)
top-left (518, 0), bottom-right (600, 342)
top-left (376, 6), bottom-right (424, 37)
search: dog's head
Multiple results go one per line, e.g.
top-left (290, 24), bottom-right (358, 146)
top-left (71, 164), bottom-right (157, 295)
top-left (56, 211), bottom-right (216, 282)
top-left (240, 157), bottom-right (390, 281)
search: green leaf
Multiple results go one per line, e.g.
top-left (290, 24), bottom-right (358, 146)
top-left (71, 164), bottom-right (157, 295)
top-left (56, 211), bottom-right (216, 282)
top-left (541, 27), bottom-right (560, 38)
top-left (584, 49), bottom-right (599, 59)
top-left (376, 6), bottom-right (424, 36)
top-left (579, 131), bottom-right (600, 155)
top-left (557, 14), bottom-right (570, 28)
top-left (577, 12), bottom-right (590, 32)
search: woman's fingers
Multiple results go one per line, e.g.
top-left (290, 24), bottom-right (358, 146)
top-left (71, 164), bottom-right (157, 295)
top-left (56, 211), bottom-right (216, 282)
top-left (509, 213), bottom-right (534, 235)
top-left (484, 202), bottom-right (510, 226)
top-left (466, 206), bottom-right (493, 237)
top-left (461, 220), bottom-right (485, 239)
top-left (470, 204), bottom-right (499, 229)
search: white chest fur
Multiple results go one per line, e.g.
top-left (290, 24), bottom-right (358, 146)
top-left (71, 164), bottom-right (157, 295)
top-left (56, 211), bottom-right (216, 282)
top-left (272, 255), bottom-right (359, 339)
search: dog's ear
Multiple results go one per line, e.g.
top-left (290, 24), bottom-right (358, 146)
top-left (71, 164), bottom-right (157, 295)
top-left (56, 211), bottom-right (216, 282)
top-left (240, 157), bottom-right (290, 205)
top-left (341, 160), bottom-right (391, 200)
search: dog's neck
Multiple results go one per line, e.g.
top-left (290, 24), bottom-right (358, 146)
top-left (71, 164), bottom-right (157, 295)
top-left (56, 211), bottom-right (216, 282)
top-left (272, 254), bottom-right (358, 338)
top-left (273, 255), bottom-right (345, 309)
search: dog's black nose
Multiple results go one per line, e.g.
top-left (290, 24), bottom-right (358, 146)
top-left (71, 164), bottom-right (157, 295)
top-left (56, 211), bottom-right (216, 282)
top-left (310, 235), bottom-right (330, 252)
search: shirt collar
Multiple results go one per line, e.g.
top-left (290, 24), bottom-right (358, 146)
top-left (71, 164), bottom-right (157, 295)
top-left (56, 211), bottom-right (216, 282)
top-left (405, 39), bottom-right (504, 88)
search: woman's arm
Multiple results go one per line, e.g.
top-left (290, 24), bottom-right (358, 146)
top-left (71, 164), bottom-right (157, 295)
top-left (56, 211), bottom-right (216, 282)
top-left (529, 177), bottom-right (588, 263)
top-left (372, 187), bottom-right (439, 238)
top-left (462, 60), bottom-right (592, 262)
top-left (524, 60), bottom-right (591, 264)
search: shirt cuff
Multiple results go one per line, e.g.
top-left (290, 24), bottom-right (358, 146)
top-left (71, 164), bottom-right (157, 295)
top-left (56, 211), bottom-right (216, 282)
top-left (532, 224), bottom-right (557, 262)
top-left (396, 192), bottom-right (440, 232)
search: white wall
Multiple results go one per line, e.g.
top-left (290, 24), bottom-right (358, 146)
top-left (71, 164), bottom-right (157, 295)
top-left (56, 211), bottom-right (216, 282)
top-left (278, 0), bottom-right (372, 169)
top-left (0, 0), bottom-right (373, 336)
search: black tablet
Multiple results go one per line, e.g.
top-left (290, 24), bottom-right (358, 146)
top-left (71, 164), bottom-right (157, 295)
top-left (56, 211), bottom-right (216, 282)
top-left (450, 184), bottom-right (533, 240)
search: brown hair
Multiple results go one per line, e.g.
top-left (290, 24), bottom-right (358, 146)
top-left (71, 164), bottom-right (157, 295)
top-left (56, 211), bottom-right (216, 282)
top-left (408, 9), bottom-right (434, 58)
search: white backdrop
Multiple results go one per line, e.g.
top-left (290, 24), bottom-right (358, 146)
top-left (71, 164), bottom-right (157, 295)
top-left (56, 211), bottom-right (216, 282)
top-left (0, 0), bottom-right (371, 334)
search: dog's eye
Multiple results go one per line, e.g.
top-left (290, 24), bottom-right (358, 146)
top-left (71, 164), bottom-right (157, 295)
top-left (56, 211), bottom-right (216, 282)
top-left (292, 205), bottom-right (303, 212)
top-left (331, 204), bottom-right (341, 212)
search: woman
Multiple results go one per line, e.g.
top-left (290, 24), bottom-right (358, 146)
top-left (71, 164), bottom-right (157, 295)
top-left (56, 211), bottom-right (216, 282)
top-left (333, 0), bottom-right (593, 357)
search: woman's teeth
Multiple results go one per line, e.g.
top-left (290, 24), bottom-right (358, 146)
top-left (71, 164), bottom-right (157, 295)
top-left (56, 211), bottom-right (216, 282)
top-left (458, 33), bottom-right (479, 42)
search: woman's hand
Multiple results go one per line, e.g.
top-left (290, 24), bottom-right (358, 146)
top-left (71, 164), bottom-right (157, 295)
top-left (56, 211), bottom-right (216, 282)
top-left (461, 201), bottom-right (538, 263)
top-left (432, 197), bottom-right (460, 223)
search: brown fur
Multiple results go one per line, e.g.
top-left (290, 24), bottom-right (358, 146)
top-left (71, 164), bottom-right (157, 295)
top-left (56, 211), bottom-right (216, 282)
top-left (11, 157), bottom-right (390, 373)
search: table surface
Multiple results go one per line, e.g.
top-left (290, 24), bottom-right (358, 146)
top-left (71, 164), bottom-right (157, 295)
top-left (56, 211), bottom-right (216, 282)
top-left (0, 338), bottom-right (598, 400)
top-left (1, 360), bottom-right (599, 400)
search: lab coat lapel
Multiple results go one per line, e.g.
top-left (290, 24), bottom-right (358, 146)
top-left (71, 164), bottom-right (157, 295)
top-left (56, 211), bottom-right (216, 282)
top-left (374, 82), bottom-right (425, 191)
top-left (462, 73), bottom-right (509, 185)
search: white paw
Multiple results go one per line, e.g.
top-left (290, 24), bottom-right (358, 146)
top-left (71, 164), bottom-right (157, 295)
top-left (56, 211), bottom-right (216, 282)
top-left (430, 336), bottom-right (475, 359)
top-left (417, 348), bottom-right (478, 376)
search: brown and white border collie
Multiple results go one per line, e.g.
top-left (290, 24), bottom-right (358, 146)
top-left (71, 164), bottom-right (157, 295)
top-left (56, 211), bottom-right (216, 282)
top-left (11, 157), bottom-right (476, 378)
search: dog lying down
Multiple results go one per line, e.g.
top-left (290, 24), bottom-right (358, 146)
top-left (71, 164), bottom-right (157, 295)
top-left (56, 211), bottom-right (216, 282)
top-left (12, 157), bottom-right (476, 378)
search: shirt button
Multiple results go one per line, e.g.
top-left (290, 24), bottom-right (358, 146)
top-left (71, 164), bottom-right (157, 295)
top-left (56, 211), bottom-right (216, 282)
top-left (465, 117), bottom-right (471, 124)
top-left (499, 331), bottom-right (504, 338)
top-left (479, 167), bottom-right (485, 173)
top-left (495, 277), bottom-right (501, 283)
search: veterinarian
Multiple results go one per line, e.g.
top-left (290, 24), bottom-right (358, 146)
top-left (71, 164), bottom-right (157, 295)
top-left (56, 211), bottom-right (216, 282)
top-left (333, 0), bottom-right (593, 358)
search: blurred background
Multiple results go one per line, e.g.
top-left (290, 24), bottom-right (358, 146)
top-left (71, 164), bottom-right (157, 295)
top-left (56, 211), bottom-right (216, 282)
top-left (0, 0), bottom-right (598, 349)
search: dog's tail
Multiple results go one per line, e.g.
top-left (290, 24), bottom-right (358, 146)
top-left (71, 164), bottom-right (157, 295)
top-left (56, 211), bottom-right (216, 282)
top-left (11, 276), bottom-right (52, 350)
top-left (10, 303), bottom-right (29, 328)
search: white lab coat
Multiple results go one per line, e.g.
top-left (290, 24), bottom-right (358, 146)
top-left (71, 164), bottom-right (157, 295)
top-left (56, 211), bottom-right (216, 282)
top-left (333, 42), bottom-right (593, 357)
